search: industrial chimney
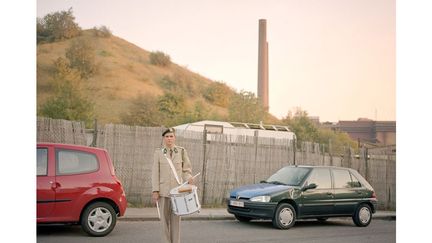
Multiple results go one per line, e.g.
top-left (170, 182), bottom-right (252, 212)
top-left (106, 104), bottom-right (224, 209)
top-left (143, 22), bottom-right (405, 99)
top-left (257, 19), bottom-right (269, 111)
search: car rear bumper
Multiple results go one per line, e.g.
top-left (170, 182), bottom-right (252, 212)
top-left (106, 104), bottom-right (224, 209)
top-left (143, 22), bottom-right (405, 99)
top-left (227, 199), bottom-right (278, 219)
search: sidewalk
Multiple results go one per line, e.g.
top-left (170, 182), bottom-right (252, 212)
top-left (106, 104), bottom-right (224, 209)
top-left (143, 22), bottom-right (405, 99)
top-left (119, 207), bottom-right (396, 221)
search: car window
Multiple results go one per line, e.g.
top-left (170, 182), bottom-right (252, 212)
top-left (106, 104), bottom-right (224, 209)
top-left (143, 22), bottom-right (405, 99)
top-left (266, 167), bottom-right (311, 186)
top-left (37, 148), bottom-right (48, 176)
top-left (56, 149), bottom-right (99, 175)
top-left (307, 168), bottom-right (331, 189)
top-left (349, 172), bottom-right (362, 188)
top-left (333, 169), bottom-right (363, 188)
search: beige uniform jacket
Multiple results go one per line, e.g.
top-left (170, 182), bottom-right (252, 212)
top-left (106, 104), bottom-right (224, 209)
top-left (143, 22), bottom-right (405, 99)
top-left (152, 145), bottom-right (193, 197)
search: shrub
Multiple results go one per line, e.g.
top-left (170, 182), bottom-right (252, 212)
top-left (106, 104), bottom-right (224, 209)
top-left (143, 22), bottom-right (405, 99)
top-left (203, 81), bottom-right (233, 107)
top-left (92, 25), bottom-right (112, 38)
top-left (149, 51), bottom-right (171, 67)
top-left (121, 95), bottom-right (162, 126)
top-left (66, 39), bottom-right (97, 79)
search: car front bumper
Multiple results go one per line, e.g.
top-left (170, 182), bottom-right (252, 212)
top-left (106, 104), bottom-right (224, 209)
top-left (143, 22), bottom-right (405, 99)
top-left (227, 199), bottom-right (278, 220)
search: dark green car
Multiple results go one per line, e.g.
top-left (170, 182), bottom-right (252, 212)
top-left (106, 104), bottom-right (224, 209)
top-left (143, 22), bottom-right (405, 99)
top-left (227, 165), bottom-right (377, 229)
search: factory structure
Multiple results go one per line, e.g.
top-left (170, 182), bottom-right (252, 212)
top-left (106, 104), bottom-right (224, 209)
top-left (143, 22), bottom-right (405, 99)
top-left (257, 19), bottom-right (269, 111)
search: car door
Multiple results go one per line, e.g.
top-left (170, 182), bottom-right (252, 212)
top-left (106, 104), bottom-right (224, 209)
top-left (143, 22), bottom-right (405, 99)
top-left (37, 146), bottom-right (56, 220)
top-left (332, 168), bottom-right (364, 215)
top-left (300, 168), bottom-right (334, 216)
top-left (52, 147), bottom-right (100, 221)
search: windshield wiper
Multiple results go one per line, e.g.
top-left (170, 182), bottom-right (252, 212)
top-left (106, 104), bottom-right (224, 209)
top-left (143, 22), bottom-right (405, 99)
top-left (267, 181), bottom-right (287, 185)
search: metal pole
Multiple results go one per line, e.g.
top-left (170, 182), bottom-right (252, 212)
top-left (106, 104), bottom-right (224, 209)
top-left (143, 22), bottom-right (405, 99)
top-left (253, 130), bottom-right (259, 183)
top-left (91, 119), bottom-right (98, 147)
top-left (201, 129), bottom-right (208, 205)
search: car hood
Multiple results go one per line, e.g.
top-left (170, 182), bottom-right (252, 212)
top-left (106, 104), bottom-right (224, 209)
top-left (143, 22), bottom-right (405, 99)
top-left (230, 183), bottom-right (293, 199)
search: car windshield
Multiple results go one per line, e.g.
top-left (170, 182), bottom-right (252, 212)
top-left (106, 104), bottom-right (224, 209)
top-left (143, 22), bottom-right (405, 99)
top-left (264, 167), bottom-right (311, 186)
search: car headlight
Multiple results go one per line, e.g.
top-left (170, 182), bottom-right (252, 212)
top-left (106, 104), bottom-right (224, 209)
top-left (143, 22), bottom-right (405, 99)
top-left (250, 195), bottom-right (271, 202)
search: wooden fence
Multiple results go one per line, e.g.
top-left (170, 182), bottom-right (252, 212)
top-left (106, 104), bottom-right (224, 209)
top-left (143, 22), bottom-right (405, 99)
top-left (36, 117), bottom-right (396, 210)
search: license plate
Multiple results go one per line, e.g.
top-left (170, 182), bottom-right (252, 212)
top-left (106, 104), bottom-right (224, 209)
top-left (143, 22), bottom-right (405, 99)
top-left (230, 200), bottom-right (244, 207)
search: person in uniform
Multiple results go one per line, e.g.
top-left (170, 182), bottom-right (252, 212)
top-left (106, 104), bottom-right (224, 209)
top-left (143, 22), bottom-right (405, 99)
top-left (152, 128), bottom-right (194, 243)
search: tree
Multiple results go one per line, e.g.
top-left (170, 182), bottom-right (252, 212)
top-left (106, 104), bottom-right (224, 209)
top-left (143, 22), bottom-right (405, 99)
top-left (282, 108), bottom-right (319, 143)
top-left (39, 57), bottom-right (94, 126)
top-left (66, 39), bottom-right (97, 79)
top-left (37, 8), bottom-right (81, 43)
top-left (39, 81), bottom-right (94, 126)
top-left (281, 107), bottom-right (357, 153)
top-left (228, 91), bottom-right (266, 123)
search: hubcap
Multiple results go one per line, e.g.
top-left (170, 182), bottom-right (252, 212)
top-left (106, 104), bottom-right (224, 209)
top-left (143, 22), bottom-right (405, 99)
top-left (359, 207), bottom-right (371, 224)
top-left (279, 208), bottom-right (294, 226)
top-left (87, 207), bottom-right (112, 232)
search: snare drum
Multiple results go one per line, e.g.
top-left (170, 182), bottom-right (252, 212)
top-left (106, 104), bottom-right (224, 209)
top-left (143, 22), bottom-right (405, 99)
top-left (169, 184), bottom-right (201, 216)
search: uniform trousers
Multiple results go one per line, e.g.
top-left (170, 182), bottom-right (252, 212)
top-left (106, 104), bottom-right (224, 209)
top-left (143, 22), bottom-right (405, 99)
top-left (159, 196), bottom-right (180, 243)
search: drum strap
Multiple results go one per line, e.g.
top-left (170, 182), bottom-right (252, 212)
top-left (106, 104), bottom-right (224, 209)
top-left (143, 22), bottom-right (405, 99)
top-left (163, 149), bottom-right (182, 185)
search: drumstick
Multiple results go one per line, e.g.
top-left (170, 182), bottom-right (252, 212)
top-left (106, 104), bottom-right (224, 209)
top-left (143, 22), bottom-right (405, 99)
top-left (179, 172), bottom-right (201, 187)
top-left (156, 200), bottom-right (161, 219)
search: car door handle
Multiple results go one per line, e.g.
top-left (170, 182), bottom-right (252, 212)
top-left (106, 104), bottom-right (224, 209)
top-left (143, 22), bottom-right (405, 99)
top-left (50, 181), bottom-right (60, 190)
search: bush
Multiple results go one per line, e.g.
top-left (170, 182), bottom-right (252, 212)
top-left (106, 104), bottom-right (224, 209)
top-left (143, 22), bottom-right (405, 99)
top-left (149, 51), bottom-right (171, 67)
top-left (92, 25), bottom-right (112, 38)
top-left (121, 95), bottom-right (162, 126)
top-left (203, 81), bottom-right (233, 107)
top-left (66, 39), bottom-right (97, 79)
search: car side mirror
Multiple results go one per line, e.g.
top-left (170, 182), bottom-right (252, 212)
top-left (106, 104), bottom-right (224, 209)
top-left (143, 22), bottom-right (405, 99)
top-left (302, 183), bottom-right (317, 191)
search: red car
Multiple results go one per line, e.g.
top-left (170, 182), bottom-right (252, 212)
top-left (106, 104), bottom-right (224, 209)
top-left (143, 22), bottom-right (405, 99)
top-left (37, 143), bottom-right (127, 236)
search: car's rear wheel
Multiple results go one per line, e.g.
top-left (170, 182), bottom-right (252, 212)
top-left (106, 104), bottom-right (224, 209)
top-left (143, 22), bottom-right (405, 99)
top-left (352, 203), bottom-right (372, 227)
top-left (81, 202), bottom-right (117, 237)
top-left (235, 215), bottom-right (252, 222)
top-left (272, 203), bottom-right (296, 229)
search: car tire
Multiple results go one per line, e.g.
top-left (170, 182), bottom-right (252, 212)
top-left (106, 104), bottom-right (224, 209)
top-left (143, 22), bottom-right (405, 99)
top-left (272, 203), bottom-right (296, 229)
top-left (235, 215), bottom-right (252, 222)
top-left (81, 202), bottom-right (117, 237)
top-left (352, 203), bottom-right (372, 227)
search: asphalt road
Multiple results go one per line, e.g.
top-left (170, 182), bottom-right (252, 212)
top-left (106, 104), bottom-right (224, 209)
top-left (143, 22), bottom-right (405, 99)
top-left (37, 218), bottom-right (395, 243)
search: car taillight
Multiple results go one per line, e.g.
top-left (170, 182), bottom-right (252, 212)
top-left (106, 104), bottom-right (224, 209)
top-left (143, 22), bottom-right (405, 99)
top-left (371, 191), bottom-right (377, 198)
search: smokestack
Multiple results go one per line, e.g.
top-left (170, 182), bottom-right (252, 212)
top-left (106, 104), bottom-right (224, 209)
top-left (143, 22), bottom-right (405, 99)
top-left (258, 19), bottom-right (269, 111)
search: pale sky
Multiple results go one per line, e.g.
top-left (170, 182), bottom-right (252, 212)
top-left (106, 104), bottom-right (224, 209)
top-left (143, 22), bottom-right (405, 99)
top-left (37, 0), bottom-right (395, 122)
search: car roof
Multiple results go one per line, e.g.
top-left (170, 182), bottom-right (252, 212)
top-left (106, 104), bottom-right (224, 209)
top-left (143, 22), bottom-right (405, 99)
top-left (37, 142), bottom-right (107, 152)
top-left (287, 165), bottom-right (356, 171)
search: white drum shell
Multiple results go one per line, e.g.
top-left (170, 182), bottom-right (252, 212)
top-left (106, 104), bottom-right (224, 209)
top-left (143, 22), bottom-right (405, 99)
top-left (169, 185), bottom-right (201, 216)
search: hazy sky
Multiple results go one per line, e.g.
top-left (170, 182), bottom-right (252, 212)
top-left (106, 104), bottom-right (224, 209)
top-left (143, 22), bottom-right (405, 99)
top-left (37, 0), bottom-right (395, 122)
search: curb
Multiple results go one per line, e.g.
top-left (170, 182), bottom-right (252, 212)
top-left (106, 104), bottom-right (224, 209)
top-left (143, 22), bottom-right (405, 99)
top-left (119, 214), bottom-right (395, 222)
top-left (119, 215), bottom-right (235, 222)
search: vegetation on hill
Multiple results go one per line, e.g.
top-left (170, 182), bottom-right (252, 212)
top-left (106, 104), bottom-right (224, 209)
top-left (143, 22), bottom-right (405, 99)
top-left (36, 9), bottom-right (358, 152)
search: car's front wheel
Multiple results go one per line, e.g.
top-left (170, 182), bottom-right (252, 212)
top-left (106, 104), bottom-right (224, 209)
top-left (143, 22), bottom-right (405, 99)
top-left (272, 203), bottom-right (296, 229)
top-left (81, 202), bottom-right (117, 237)
top-left (352, 203), bottom-right (372, 227)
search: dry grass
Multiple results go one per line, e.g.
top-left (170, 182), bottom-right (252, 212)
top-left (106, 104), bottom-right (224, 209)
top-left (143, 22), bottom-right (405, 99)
top-left (37, 30), bottom-right (223, 124)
